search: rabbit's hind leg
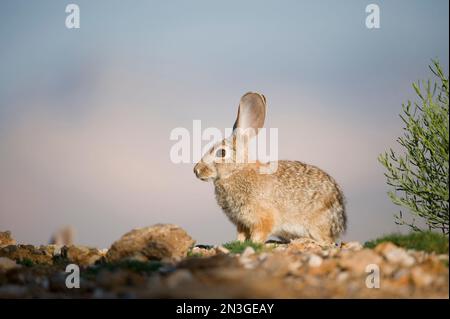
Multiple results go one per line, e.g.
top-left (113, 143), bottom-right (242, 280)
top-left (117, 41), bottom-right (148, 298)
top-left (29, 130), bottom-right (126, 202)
top-left (307, 213), bottom-right (338, 245)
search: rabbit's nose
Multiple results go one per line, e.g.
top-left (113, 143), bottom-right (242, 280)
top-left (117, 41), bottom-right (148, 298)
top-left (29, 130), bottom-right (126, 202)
top-left (194, 164), bottom-right (200, 176)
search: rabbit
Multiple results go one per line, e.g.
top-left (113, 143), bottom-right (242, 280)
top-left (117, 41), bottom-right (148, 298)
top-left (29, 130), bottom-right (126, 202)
top-left (193, 92), bottom-right (346, 244)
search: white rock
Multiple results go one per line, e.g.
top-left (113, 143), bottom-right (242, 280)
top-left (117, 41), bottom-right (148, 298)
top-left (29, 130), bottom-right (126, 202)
top-left (239, 247), bottom-right (257, 269)
top-left (191, 247), bottom-right (204, 254)
top-left (337, 271), bottom-right (350, 283)
top-left (241, 246), bottom-right (255, 257)
top-left (0, 257), bottom-right (20, 271)
top-left (258, 253), bottom-right (269, 262)
top-left (341, 241), bottom-right (363, 251)
top-left (308, 254), bottom-right (323, 267)
top-left (385, 248), bottom-right (415, 267)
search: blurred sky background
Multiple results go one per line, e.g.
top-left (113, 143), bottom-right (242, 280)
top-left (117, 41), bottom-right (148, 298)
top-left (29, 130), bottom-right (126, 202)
top-left (0, 0), bottom-right (448, 247)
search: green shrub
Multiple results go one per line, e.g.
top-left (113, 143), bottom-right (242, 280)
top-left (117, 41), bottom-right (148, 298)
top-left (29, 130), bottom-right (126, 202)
top-left (222, 240), bottom-right (264, 254)
top-left (379, 60), bottom-right (449, 233)
top-left (364, 232), bottom-right (449, 254)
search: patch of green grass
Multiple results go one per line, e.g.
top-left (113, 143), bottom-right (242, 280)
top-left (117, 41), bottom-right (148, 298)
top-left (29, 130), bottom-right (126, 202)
top-left (187, 250), bottom-right (203, 258)
top-left (364, 232), bottom-right (449, 254)
top-left (222, 240), bottom-right (264, 254)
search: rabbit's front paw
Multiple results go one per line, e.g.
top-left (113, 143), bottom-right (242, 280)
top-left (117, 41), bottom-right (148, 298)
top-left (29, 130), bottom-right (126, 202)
top-left (248, 216), bottom-right (274, 243)
top-left (236, 223), bottom-right (250, 242)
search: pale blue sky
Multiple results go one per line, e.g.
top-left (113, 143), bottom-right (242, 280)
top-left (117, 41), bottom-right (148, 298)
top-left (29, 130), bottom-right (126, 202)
top-left (0, 1), bottom-right (448, 247)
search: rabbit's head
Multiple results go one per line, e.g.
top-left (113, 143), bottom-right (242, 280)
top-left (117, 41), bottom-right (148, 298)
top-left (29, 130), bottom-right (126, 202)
top-left (194, 92), bottom-right (266, 181)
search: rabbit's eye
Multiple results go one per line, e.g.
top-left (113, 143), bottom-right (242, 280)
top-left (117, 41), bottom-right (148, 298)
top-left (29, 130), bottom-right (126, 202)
top-left (215, 148), bottom-right (227, 158)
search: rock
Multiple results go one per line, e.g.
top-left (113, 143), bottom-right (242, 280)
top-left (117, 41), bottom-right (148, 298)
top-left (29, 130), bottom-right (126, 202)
top-left (0, 245), bottom-right (53, 265)
top-left (308, 258), bottom-right (338, 276)
top-left (0, 231), bottom-right (15, 247)
top-left (241, 246), bottom-right (255, 257)
top-left (374, 242), bottom-right (396, 253)
top-left (391, 269), bottom-right (411, 287)
top-left (375, 242), bottom-right (415, 267)
top-left (0, 257), bottom-right (20, 271)
top-left (308, 254), bottom-right (323, 268)
top-left (43, 244), bottom-right (64, 257)
top-left (322, 247), bottom-right (341, 258)
top-left (190, 246), bottom-right (207, 256)
top-left (239, 247), bottom-right (258, 269)
top-left (258, 252), bottom-right (269, 262)
top-left (379, 262), bottom-right (398, 277)
top-left (188, 245), bottom-right (229, 257)
top-left (215, 246), bottom-right (230, 254)
top-left (61, 245), bottom-right (105, 266)
top-left (190, 246), bottom-right (220, 257)
top-left (336, 271), bottom-right (350, 283)
top-left (260, 252), bottom-right (299, 277)
top-left (411, 266), bottom-right (434, 287)
top-left (338, 249), bottom-right (383, 274)
top-left (340, 241), bottom-right (363, 251)
top-left (106, 224), bottom-right (195, 262)
top-left (286, 238), bottom-right (329, 254)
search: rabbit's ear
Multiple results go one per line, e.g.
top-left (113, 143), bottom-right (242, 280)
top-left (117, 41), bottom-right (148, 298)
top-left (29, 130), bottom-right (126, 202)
top-left (232, 92), bottom-right (266, 137)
